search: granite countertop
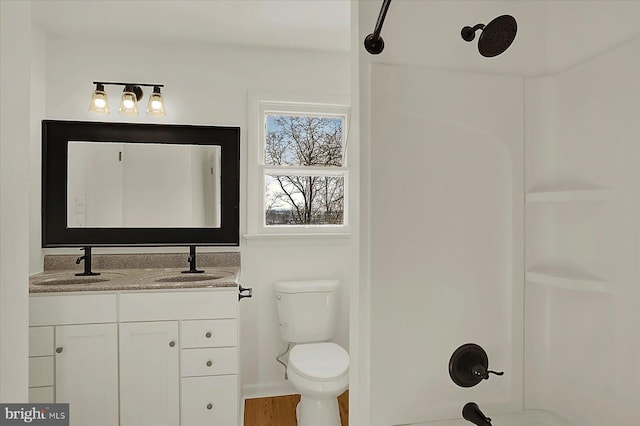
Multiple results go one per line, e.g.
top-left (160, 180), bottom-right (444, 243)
top-left (30, 252), bottom-right (240, 294)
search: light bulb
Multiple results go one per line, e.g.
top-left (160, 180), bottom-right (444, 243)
top-left (89, 83), bottom-right (110, 115)
top-left (146, 87), bottom-right (166, 116)
top-left (119, 86), bottom-right (139, 116)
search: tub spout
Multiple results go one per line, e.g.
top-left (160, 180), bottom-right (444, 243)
top-left (462, 402), bottom-right (492, 426)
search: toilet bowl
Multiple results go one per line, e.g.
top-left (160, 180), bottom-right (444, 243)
top-left (287, 342), bottom-right (349, 426)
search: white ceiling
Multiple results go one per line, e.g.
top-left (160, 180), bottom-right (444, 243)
top-left (31, 0), bottom-right (352, 52)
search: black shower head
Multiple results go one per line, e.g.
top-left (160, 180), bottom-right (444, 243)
top-left (461, 15), bottom-right (517, 57)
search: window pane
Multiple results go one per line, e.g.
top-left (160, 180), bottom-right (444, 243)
top-left (265, 115), bottom-right (344, 167)
top-left (265, 175), bottom-right (344, 225)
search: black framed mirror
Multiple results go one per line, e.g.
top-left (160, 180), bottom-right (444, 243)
top-left (42, 120), bottom-right (240, 247)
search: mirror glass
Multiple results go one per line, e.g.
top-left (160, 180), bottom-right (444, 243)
top-left (42, 120), bottom-right (240, 247)
top-left (67, 142), bottom-right (221, 228)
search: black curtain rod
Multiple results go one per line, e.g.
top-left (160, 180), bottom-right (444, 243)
top-left (364, 0), bottom-right (392, 55)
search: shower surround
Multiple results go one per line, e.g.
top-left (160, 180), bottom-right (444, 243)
top-left (358, 1), bottom-right (640, 425)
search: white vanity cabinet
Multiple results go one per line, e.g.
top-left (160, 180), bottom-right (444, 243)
top-left (28, 326), bottom-right (54, 402)
top-left (179, 319), bottom-right (239, 426)
top-left (29, 294), bottom-right (119, 426)
top-left (55, 323), bottom-right (119, 426)
top-left (119, 321), bottom-right (179, 426)
top-left (29, 288), bottom-right (239, 426)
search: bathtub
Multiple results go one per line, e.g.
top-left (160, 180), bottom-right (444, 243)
top-left (416, 410), bottom-right (570, 426)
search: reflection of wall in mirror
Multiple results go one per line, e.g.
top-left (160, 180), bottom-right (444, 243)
top-left (188, 145), bottom-right (220, 228)
top-left (67, 142), bottom-right (221, 228)
top-left (67, 142), bottom-right (125, 227)
top-left (122, 144), bottom-right (193, 227)
top-left (203, 147), bottom-right (221, 227)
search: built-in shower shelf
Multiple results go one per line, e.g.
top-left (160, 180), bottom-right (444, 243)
top-left (526, 189), bottom-right (610, 203)
top-left (526, 270), bottom-right (610, 294)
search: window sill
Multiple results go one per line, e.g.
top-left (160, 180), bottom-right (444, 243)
top-left (242, 232), bottom-right (351, 246)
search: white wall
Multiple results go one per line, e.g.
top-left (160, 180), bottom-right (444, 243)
top-left (359, 0), bottom-right (548, 75)
top-left (40, 36), bottom-right (352, 397)
top-left (30, 24), bottom-right (47, 275)
top-left (524, 3), bottom-right (640, 423)
top-left (0, 0), bottom-right (33, 401)
top-left (545, 1), bottom-right (640, 73)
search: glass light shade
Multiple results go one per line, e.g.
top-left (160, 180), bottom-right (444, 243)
top-left (146, 92), bottom-right (166, 116)
top-left (89, 89), bottom-right (110, 115)
top-left (119, 91), bottom-right (139, 115)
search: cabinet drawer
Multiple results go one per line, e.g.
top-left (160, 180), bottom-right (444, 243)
top-left (30, 294), bottom-right (117, 326)
top-left (29, 386), bottom-right (54, 403)
top-left (181, 375), bottom-right (238, 426)
top-left (180, 319), bottom-right (237, 349)
top-left (181, 347), bottom-right (237, 377)
top-left (119, 290), bottom-right (237, 322)
top-left (29, 326), bottom-right (54, 356)
top-left (29, 356), bottom-right (54, 388)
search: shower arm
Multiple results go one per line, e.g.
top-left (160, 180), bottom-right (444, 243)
top-left (461, 24), bottom-right (486, 42)
top-left (364, 0), bottom-right (392, 55)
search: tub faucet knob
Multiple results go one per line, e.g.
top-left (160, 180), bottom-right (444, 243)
top-left (472, 364), bottom-right (504, 380)
top-left (449, 343), bottom-right (503, 388)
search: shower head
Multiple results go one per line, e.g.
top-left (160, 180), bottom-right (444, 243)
top-left (461, 15), bottom-right (517, 57)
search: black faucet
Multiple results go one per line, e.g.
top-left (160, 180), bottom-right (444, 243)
top-left (182, 245), bottom-right (204, 274)
top-left (75, 247), bottom-right (100, 276)
top-left (462, 402), bottom-right (492, 426)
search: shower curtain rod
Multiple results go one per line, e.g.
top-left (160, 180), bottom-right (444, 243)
top-left (364, 0), bottom-right (392, 55)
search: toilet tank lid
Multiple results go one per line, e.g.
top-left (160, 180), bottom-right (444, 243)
top-left (276, 280), bottom-right (339, 293)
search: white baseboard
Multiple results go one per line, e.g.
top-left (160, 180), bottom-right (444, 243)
top-left (242, 381), bottom-right (297, 400)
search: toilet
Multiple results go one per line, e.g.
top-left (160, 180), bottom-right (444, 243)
top-left (275, 280), bottom-right (349, 426)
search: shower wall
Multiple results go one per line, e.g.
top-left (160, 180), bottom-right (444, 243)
top-left (358, 1), bottom-right (639, 425)
top-left (368, 64), bottom-right (524, 425)
top-left (524, 39), bottom-right (640, 426)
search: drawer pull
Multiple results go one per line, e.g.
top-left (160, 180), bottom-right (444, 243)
top-left (205, 332), bottom-right (212, 338)
top-left (206, 360), bottom-right (213, 367)
top-left (169, 341), bottom-right (176, 348)
top-left (55, 347), bottom-right (63, 354)
top-left (206, 403), bottom-right (213, 410)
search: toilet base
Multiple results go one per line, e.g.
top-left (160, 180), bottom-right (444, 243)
top-left (296, 395), bottom-right (341, 426)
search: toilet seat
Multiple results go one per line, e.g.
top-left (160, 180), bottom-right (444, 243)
top-left (289, 342), bottom-right (349, 381)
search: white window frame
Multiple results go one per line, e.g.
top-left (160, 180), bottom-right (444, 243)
top-left (246, 93), bottom-right (351, 238)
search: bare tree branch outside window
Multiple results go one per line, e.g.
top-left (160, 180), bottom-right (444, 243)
top-left (264, 115), bottom-right (345, 225)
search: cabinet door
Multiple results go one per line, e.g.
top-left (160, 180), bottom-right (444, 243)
top-left (55, 323), bottom-right (118, 426)
top-left (119, 321), bottom-right (179, 426)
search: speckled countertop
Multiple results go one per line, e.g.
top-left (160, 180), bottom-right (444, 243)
top-left (30, 252), bottom-right (240, 294)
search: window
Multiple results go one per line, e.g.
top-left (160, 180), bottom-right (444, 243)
top-left (250, 99), bottom-right (350, 236)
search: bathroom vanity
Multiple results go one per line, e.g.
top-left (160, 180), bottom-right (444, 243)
top-left (28, 253), bottom-right (242, 426)
top-left (32, 120), bottom-right (244, 425)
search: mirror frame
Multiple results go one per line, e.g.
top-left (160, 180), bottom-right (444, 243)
top-left (42, 120), bottom-right (240, 247)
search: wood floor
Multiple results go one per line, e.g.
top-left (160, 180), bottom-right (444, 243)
top-left (244, 390), bottom-right (349, 426)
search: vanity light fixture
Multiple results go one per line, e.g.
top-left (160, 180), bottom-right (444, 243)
top-left (146, 86), bottom-right (166, 116)
top-left (88, 83), bottom-right (110, 115)
top-left (119, 85), bottom-right (140, 116)
top-left (89, 81), bottom-right (166, 116)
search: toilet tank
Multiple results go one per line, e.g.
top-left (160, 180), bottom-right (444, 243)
top-left (275, 280), bottom-right (339, 343)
